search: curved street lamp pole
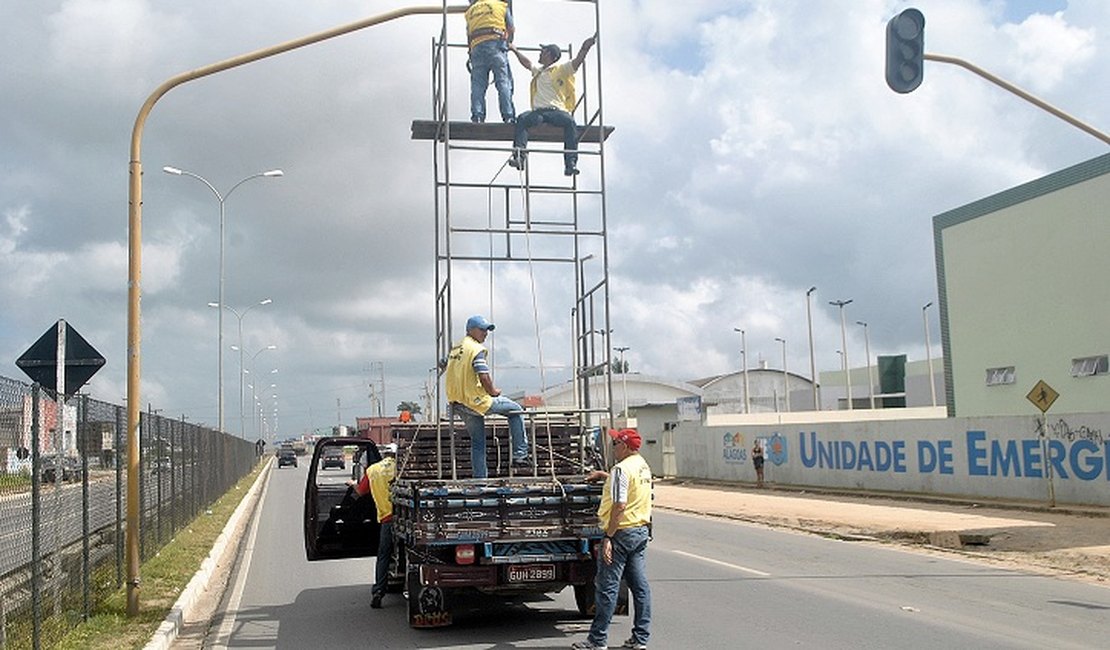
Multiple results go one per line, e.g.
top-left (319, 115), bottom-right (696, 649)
top-left (212, 298), bottom-right (272, 437)
top-left (805, 286), bottom-right (819, 410)
top-left (733, 328), bottom-right (749, 414)
top-left (166, 166), bottom-right (282, 433)
top-left (774, 337), bottom-right (789, 412)
top-left (857, 321), bottom-right (876, 409)
top-left (923, 302), bottom-right (937, 407)
top-left (829, 299), bottom-right (853, 410)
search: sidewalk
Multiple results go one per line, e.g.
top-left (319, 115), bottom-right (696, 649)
top-left (653, 480), bottom-right (1110, 584)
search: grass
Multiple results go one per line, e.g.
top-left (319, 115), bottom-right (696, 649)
top-left (50, 461), bottom-right (267, 650)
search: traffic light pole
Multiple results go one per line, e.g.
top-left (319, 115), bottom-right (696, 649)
top-left (923, 52), bottom-right (1110, 146)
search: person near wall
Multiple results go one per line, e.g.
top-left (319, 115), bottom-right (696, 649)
top-left (752, 440), bottom-right (765, 488)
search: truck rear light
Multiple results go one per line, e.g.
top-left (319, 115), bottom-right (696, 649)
top-left (455, 544), bottom-right (475, 565)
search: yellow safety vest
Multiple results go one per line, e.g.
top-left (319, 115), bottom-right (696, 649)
top-left (465, 0), bottom-right (508, 48)
top-left (366, 457), bottom-right (396, 523)
top-left (530, 62), bottom-right (577, 113)
top-left (597, 453), bottom-right (653, 530)
top-left (445, 335), bottom-right (493, 414)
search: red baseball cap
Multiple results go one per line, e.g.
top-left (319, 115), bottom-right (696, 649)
top-left (608, 428), bottom-right (641, 451)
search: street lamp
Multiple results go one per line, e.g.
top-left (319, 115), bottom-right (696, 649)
top-left (805, 287), bottom-right (819, 410)
top-left (210, 298), bottom-right (272, 438)
top-left (613, 346), bottom-right (630, 418)
top-left (774, 337), bottom-right (789, 412)
top-left (246, 367), bottom-right (278, 438)
top-left (857, 321), bottom-right (876, 410)
top-left (165, 166), bottom-right (282, 432)
top-left (733, 328), bottom-right (749, 414)
top-left (829, 299), bottom-right (853, 410)
top-left (923, 302), bottom-right (937, 407)
top-left (236, 345), bottom-right (276, 437)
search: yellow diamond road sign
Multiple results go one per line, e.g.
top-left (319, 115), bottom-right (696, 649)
top-left (1026, 380), bottom-right (1059, 413)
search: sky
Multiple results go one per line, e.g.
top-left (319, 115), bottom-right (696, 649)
top-left (2, 0), bottom-right (1107, 440)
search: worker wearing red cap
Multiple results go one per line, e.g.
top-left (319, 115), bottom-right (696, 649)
top-left (574, 428), bottom-right (652, 650)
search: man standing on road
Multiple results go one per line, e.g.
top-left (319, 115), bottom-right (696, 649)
top-left (347, 445), bottom-right (396, 609)
top-left (466, 0), bottom-right (516, 123)
top-left (445, 315), bottom-right (530, 478)
top-left (506, 35), bottom-right (596, 176)
top-left (574, 428), bottom-right (653, 650)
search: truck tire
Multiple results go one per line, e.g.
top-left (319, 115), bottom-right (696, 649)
top-left (573, 580), bottom-right (630, 617)
top-left (406, 562), bottom-right (451, 628)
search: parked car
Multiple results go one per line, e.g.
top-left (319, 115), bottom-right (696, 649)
top-left (278, 448), bottom-right (298, 468)
top-left (321, 446), bottom-right (345, 470)
top-left (41, 456), bottom-right (82, 483)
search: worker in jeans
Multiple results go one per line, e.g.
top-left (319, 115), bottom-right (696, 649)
top-left (347, 445), bottom-right (396, 609)
top-left (444, 315), bottom-right (530, 477)
top-left (574, 428), bottom-right (653, 650)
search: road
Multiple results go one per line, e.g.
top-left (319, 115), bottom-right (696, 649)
top-left (192, 463), bottom-right (1110, 649)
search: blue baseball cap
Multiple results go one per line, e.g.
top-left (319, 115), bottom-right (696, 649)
top-left (466, 315), bottom-right (495, 331)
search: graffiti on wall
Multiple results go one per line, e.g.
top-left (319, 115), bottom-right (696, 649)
top-left (1035, 418), bottom-right (1104, 444)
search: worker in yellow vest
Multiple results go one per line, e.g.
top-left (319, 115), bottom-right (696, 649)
top-left (574, 428), bottom-right (653, 650)
top-left (465, 0), bottom-right (516, 123)
top-left (445, 315), bottom-right (530, 478)
top-left (347, 446), bottom-right (396, 609)
top-left (507, 34), bottom-right (596, 176)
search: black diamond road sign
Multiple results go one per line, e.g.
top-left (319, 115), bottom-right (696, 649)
top-left (15, 320), bottom-right (106, 397)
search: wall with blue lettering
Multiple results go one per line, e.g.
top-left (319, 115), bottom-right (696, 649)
top-left (673, 412), bottom-right (1110, 506)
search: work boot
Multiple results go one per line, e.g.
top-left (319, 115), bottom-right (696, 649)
top-left (371, 594), bottom-right (383, 609)
top-left (509, 148), bottom-right (527, 170)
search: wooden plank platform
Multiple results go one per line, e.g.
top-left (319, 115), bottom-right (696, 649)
top-left (411, 119), bottom-right (614, 143)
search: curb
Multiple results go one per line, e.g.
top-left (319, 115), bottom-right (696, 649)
top-left (143, 458), bottom-right (273, 650)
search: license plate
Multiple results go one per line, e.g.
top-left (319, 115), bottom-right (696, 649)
top-left (507, 563), bottom-right (556, 583)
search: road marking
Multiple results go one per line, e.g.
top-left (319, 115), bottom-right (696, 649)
top-left (210, 467), bottom-right (272, 649)
top-left (670, 550), bottom-right (771, 576)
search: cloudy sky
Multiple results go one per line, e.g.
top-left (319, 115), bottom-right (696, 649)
top-left (2, 0), bottom-right (1106, 439)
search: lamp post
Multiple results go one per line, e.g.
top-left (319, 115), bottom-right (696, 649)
top-left (857, 321), bottom-right (876, 410)
top-left (774, 337), bottom-right (789, 412)
top-left (923, 302), bottom-right (937, 407)
top-left (805, 286), bottom-right (819, 410)
top-left (247, 368), bottom-right (278, 439)
top-left (733, 328), bottom-right (749, 414)
top-left (237, 345), bottom-right (276, 437)
top-left (829, 299), bottom-right (853, 410)
top-left (164, 166), bottom-right (282, 432)
top-left (210, 298), bottom-right (272, 438)
top-left (613, 346), bottom-right (630, 418)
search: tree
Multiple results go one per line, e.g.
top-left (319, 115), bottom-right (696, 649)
top-left (611, 359), bottom-right (629, 374)
top-left (396, 400), bottom-right (422, 415)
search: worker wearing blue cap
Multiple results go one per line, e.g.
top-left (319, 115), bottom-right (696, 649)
top-left (445, 315), bottom-right (530, 477)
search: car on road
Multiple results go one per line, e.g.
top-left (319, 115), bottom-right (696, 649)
top-left (277, 448), bottom-right (298, 468)
top-left (41, 456), bottom-right (82, 483)
top-left (321, 446), bottom-right (345, 470)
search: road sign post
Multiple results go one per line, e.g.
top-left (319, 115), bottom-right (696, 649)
top-left (1027, 379), bottom-right (1059, 507)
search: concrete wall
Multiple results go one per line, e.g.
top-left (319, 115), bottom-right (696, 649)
top-left (669, 410), bottom-right (1110, 506)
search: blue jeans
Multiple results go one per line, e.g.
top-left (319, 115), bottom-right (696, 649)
top-left (372, 521), bottom-right (393, 597)
top-left (463, 396), bottom-right (528, 478)
top-left (469, 40), bottom-right (515, 122)
top-left (589, 526), bottom-right (651, 648)
top-left (513, 108), bottom-right (578, 170)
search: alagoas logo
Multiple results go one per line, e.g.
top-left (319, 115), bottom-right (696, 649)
top-left (767, 433), bottom-right (788, 466)
top-left (722, 432), bottom-right (747, 464)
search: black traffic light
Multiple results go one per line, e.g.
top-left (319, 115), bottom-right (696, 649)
top-left (886, 8), bottom-right (925, 93)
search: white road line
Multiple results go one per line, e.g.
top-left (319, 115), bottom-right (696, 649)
top-left (210, 470), bottom-right (272, 649)
top-left (670, 549), bottom-right (771, 577)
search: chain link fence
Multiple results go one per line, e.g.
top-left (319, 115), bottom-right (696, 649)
top-left (0, 374), bottom-right (261, 649)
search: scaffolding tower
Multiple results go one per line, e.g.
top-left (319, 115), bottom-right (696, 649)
top-left (411, 1), bottom-right (615, 477)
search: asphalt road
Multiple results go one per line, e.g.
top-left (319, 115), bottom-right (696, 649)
top-left (197, 463), bottom-right (1110, 649)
